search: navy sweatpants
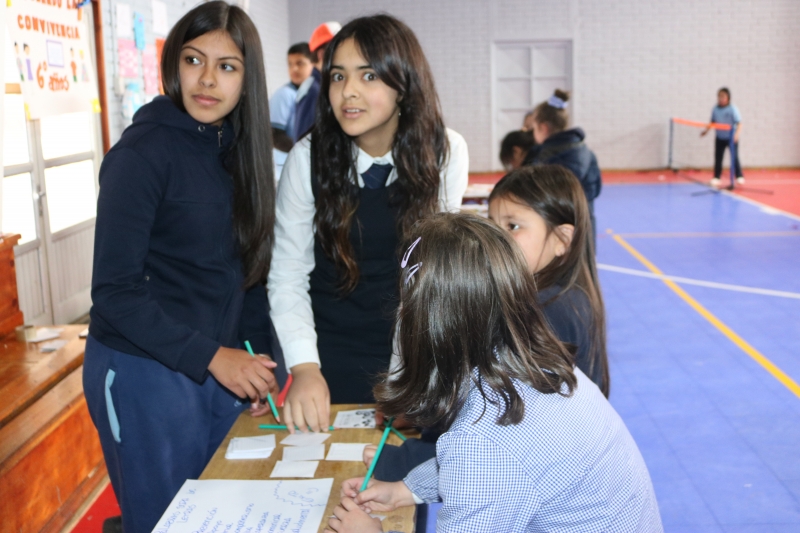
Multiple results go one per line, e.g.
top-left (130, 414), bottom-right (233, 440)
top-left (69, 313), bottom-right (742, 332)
top-left (83, 336), bottom-right (246, 533)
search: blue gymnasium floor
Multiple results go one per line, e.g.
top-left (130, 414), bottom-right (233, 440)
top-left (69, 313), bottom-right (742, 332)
top-left (596, 183), bottom-right (800, 532)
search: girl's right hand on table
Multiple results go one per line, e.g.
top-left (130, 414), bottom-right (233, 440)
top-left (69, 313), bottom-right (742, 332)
top-left (340, 478), bottom-right (416, 513)
top-left (283, 363), bottom-right (330, 433)
top-left (208, 347), bottom-right (278, 401)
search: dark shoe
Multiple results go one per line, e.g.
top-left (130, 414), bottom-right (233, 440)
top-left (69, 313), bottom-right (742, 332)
top-left (102, 516), bottom-right (123, 533)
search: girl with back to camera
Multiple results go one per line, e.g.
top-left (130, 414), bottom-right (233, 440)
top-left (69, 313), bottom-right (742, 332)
top-left (84, 3), bottom-right (277, 531)
top-left (269, 14), bottom-right (469, 432)
top-left (327, 213), bottom-right (661, 533)
top-left (525, 89), bottom-right (602, 237)
top-left (363, 164), bottom-right (609, 483)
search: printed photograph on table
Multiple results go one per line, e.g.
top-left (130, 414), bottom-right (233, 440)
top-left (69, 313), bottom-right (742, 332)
top-left (333, 408), bottom-right (376, 429)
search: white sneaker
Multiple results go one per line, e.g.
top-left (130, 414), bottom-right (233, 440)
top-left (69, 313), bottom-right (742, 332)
top-left (736, 177), bottom-right (745, 184)
top-left (710, 178), bottom-right (721, 187)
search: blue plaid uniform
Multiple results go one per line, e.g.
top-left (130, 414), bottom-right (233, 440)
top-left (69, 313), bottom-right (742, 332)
top-left (403, 370), bottom-right (663, 532)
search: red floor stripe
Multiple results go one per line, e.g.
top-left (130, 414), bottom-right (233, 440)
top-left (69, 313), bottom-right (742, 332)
top-left (469, 169), bottom-right (800, 217)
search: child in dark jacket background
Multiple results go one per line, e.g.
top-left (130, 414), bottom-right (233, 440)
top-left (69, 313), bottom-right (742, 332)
top-left (524, 89), bottom-right (602, 238)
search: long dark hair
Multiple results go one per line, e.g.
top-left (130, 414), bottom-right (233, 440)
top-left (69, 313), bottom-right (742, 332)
top-left (313, 14), bottom-right (449, 294)
top-left (375, 213), bottom-right (576, 430)
top-left (161, 1), bottom-right (274, 286)
top-left (489, 165), bottom-right (609, 396)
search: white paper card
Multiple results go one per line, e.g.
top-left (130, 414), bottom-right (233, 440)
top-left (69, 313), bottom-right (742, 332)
top-left (152, 0), bottom-right (169, 35)
top-left (326, 443), bottom-right (369, 462)
top-left (333, 409), bottom-right (376, 429)
top-left (115, 3), bottom-right (133, 38)
top-left (225, 435), bottom-right (275, 459)
top-left (40, 340), bottom-right (67, 353)
top-left (283, 444), bottom-right (326, 462)
top-left (31, 327), bottom-right (63, 343)
top-left (270, 460), bottom-right (319, 478)
top-left (280, 432), bottom-right (331, 447)
top-left (152, 478), bottom-right (333, 533)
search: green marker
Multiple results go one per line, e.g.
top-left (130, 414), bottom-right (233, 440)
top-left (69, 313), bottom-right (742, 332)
top-left (259, 424), bottom-right (336, 431)
top-left (388, 426), bottom-right (407, 442)
top-left (244, 340), bottom-right (280, 423)
top-left (362, 417), bottom-right (394, 492)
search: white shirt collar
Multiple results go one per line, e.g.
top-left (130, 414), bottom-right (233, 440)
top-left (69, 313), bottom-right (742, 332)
top-left (355, 144), bottom-right (395, 176)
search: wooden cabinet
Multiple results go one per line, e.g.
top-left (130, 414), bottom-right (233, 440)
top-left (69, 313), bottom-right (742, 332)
top-left (0, 234), bottom-right (24, 338)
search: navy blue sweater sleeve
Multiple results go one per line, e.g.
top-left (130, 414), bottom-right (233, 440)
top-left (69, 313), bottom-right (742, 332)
top-left (374, 439), bottom-right (438, 482)
top-left (238, 282), bottom-right (272, 355)
top-left (91, 147), bottom-right (220, 382)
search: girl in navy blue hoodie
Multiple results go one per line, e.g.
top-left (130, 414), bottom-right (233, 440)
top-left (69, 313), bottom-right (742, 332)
top-left (83, 3), bottom-right (276, 532)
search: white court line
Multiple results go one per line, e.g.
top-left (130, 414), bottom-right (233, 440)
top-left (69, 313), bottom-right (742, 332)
top-left (598, 264), bottom-right (800, 300)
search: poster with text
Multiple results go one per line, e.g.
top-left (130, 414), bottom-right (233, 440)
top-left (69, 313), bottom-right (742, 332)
top-left (6, 0), bottom-right (100, 119)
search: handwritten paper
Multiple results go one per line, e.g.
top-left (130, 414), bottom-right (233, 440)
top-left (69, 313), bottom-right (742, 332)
top-left (117, 39), bottom-right (138, 78)
top-left (133, 12), bottom-right (146, 51)
top-left (115, 3), bottom-right (133, 38)
top-left (152, 0), bottom-right (169, 36)
top-left (152, 478), bottom-right (333, 533)
top-left (280, 432), bottom-right (330, 447)
top-left (224, 435), bottom-right (275, 460)
top-left (333, 408), bottom-right (376, 429)
top-left (142, 45), bottom-right (160, 95)
top-left (283, 445), bottom-right (325, 462)
top-left (270, 460), bottom-right (319, 478)
top-left (326, 443), bottom-right (369, 462)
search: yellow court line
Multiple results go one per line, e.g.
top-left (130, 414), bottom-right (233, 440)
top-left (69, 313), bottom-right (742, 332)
top-left (617, 231), bottom-right (800, 239)
top-left (612, 234), bottom-right (800, 400)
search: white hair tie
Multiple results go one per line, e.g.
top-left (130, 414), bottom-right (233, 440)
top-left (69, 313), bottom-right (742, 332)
top-left (547, 95), bottom-right (568, 109)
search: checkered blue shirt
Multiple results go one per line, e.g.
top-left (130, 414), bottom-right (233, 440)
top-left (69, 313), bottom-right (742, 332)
top-left (403, 369), bottom-right (663, 532)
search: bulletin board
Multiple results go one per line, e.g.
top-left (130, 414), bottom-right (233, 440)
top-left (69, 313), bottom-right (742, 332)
top-left (5, 0), bottom-right (100, 120)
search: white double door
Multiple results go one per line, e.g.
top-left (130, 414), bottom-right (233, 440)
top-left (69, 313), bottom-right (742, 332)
top-left (492, 40), bottom-right (573, 170)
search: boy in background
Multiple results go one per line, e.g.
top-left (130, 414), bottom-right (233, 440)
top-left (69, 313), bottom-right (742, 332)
top-left (292, 21), bottom-right (341, 141)
top-left (270, 42), bottom-right (315, 141)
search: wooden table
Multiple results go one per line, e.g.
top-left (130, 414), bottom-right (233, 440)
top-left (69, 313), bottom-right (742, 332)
top-left (201, 404), bottom-right (417, 533)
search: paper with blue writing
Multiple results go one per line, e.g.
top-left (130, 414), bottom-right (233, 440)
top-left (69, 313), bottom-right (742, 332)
top-left (151, 478), bottom-right (333, 533)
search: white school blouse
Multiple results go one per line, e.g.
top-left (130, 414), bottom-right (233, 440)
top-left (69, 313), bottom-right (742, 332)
top-left (268, 129), bottom-right (469, 372)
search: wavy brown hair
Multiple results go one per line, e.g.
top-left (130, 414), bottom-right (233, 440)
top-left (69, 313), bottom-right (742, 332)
top-left (161, 1), bottom-right (274, 286)
top-left (375, 213), bottom-right (576, 429)
top-left (489, 165), bottom-right (609, 396)
top-left (312, 14), bottom-right (449, 294)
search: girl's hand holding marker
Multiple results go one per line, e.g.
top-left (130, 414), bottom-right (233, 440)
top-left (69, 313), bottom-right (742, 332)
top-left (207, 346), bottom-right (278, 408)
top-left (324, 479), bottom-right (415, 533)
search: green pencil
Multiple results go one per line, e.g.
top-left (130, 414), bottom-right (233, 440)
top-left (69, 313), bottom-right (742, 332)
top-left (362, 417), bottom-right (394, 492)
top-left (388, 426), bottom-right (407, 441)
top-left (259, 424), bottom-right (335, 431)
top-left (244, 340), bottom-right (280, 422)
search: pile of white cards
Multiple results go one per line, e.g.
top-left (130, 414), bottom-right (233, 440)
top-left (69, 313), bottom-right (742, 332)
top-left (270, 432), bottom-right (331, 478)
top-left (224, 434), bottom-right (275, 460)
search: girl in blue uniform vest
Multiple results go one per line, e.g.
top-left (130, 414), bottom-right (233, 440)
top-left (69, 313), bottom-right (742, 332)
top-left (268, 14), bottom-right (469, 433)
top-left (83, 3), bottom-right (277, 532)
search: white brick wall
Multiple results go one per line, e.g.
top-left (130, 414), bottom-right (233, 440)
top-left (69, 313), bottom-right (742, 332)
top-left (289, 0), bottom-right (800, 171)
top-left (100, 0), bottom-right (289, 145)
